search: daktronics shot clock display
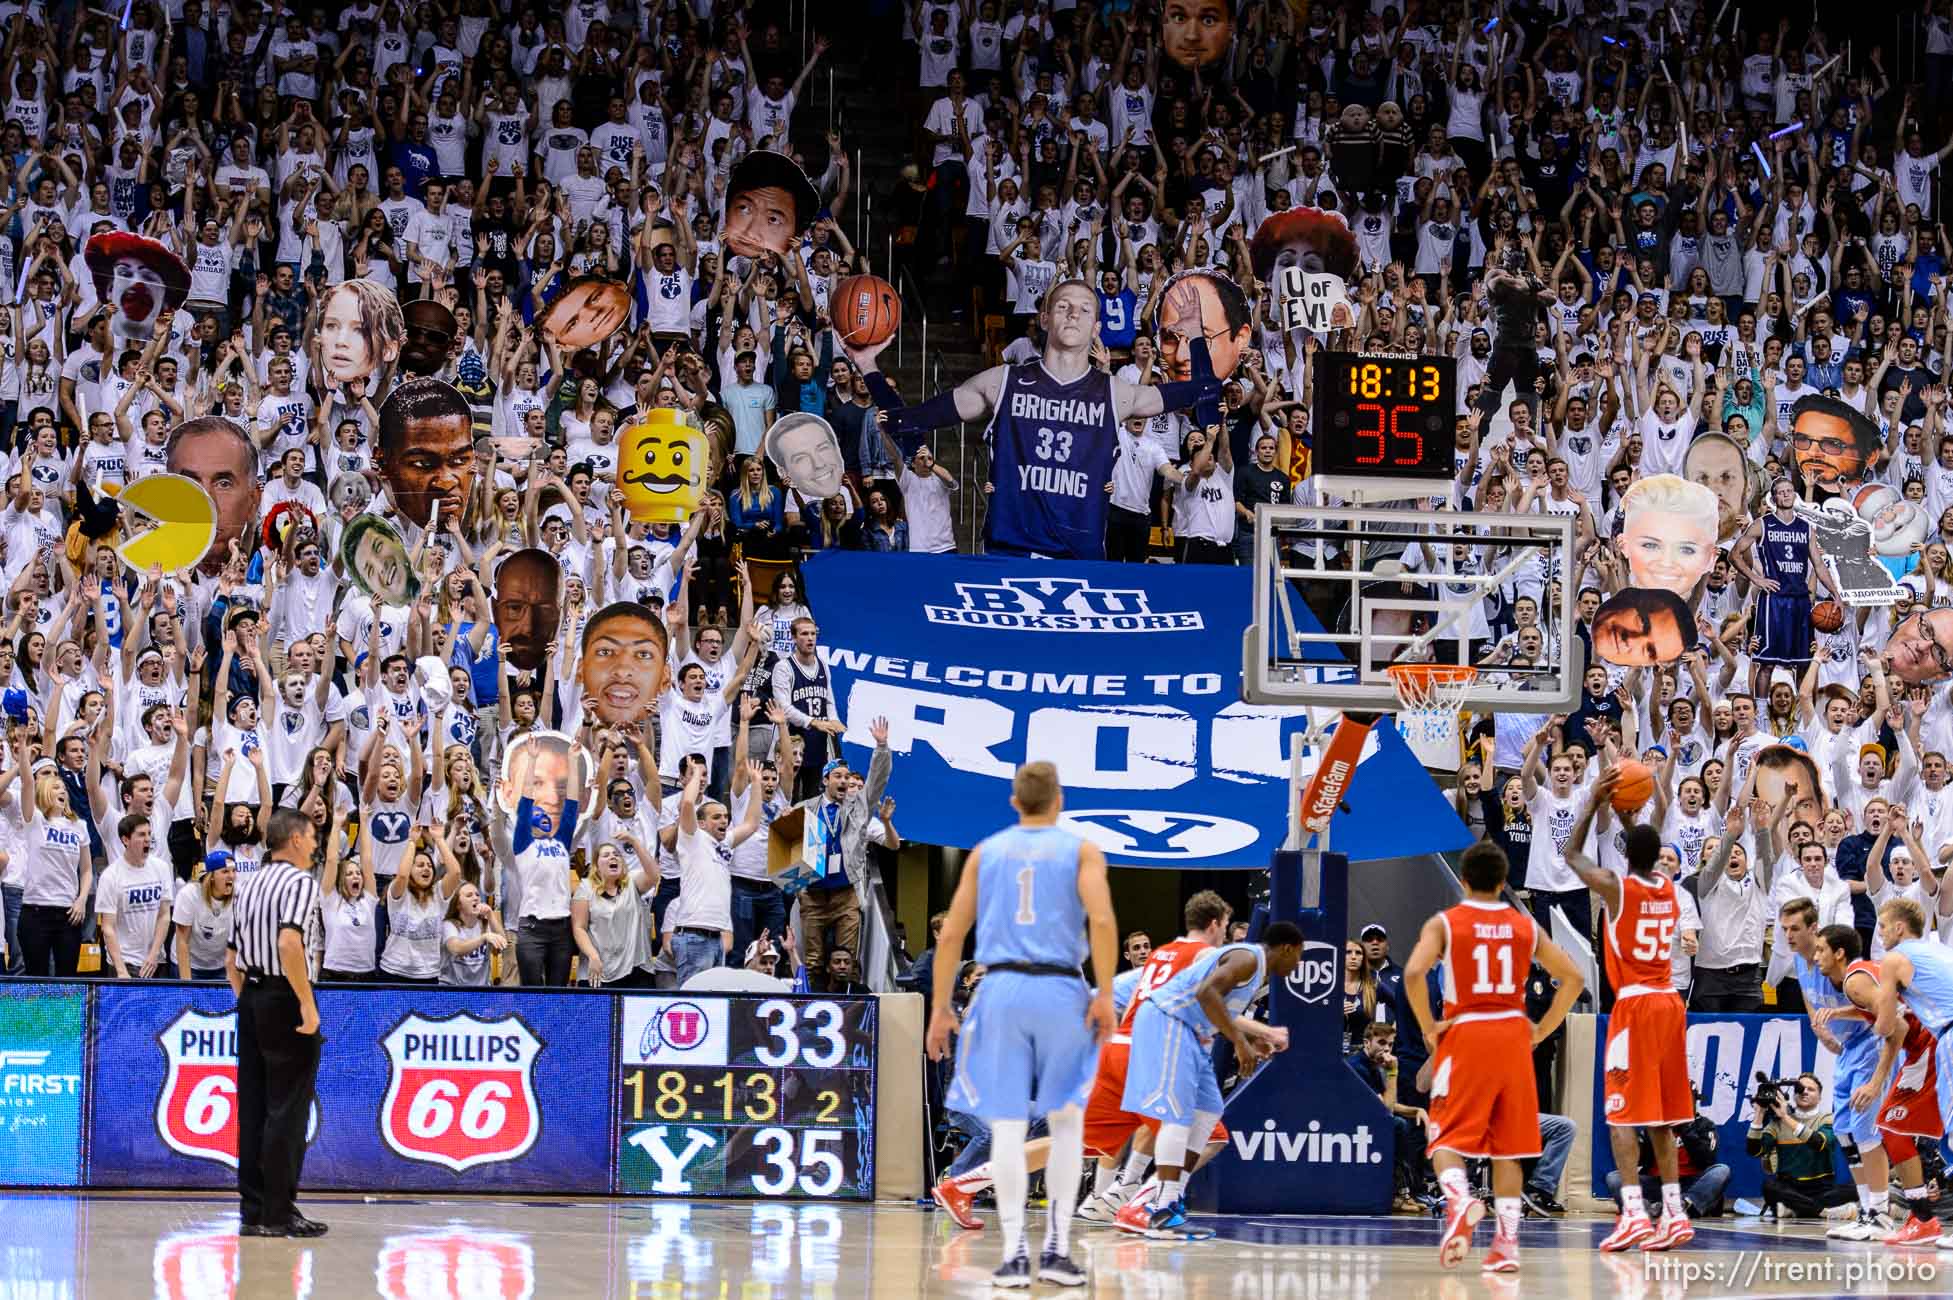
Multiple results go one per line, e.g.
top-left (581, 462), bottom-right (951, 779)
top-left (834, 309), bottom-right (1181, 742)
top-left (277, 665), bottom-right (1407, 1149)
top-left (617, 995), bottom-right (877, 1199)
top-left (1311, 352), bottom-right (1458, 480)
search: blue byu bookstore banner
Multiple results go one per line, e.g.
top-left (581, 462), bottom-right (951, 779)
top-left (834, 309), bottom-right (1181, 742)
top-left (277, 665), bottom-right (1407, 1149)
top-left (803, 552), bottom-right (1469, 866)
top-left (1589, 1011), bottom-right (1837, 1201)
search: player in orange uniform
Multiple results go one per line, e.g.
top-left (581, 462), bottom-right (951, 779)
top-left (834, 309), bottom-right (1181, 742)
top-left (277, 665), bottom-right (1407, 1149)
top-left (1078, 892), bottom-right (1232, 1226)
top-left (1836, 948), bottom-right (1944, 1244)
top-left (1565, 770), bottom-right (1697, 1252)
top-left (1404, 841), bottom-right (1584, 1274)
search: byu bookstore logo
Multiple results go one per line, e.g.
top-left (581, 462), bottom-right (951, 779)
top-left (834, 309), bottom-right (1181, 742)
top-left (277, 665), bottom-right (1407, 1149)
top-left (924, 577), bottom-right (1203, 632)
top-left (379, 1011), bottom-right (543, 1172)
top-left (1284, 941), bottom-right (1340, 1005)
top-left (1059, 810), bottom-right (1260, 860)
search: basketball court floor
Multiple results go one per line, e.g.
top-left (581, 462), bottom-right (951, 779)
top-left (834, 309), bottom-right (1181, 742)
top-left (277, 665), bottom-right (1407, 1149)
top-left (5, 1193), bottom-right (1944, 1299)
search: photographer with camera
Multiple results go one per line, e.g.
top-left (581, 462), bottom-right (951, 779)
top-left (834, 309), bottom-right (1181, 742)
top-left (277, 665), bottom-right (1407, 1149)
top-left (1746, 1074), bottom-right (1856, 1220)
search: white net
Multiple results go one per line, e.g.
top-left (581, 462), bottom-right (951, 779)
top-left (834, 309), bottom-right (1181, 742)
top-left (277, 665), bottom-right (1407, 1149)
top-left (1386, 664), bottom-right (1476, 772)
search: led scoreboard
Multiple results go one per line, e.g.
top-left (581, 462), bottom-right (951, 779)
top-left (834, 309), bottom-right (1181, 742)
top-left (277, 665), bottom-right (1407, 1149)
top-left (617, 995), bottom-right (877, 1199)
top-left (1310, 352), bottom-right (1458, 481)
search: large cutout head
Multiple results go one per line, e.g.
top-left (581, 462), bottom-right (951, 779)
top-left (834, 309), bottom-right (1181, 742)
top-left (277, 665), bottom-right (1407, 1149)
top-left (1753, 744), bottom-right (1826, 829)
top-left (620, 409), bottom-right (707, 524)
top-left (493, 547), bottom-right (562, 672)
top-left (542, 277), bottom-right (632, 352)
top-left (1853, 482), bottom-right (1932, 559)
top-left (84, 231), bottom-right (189, 345)
top-left (339, 511), bottom-right (419, 605)
top-left (1886, 607), bottom-right (1953, 685)
top-left (1155, 269), bottom-right (1253, 385)
top-left (1618, 474), bottom-right (1719, 596)
top-left (1160, 0), bottom-right (1233, 70)
top-left (164, 416), bottom-right (260, 577)
top-left (318, 277), bottom-right (404, 388)
top-left (399, 298), bottom-right (458, 376)
top-left (1592, 587), bottom-right (1698, 667)
top-left (1790, 394), bottom-right (1883, 498)
top-left (763, 413), bottom-right (846, 500)
top-left (1249, 207), bottom-right (1359, 284)
top-left (1682, 431), bottom-right (1758, 542)
top-left (578, 601), bottom-right (670, 726)
top-left (495, 731), bottom-right (589, 834)
top-left (377, 378), bottom-right (476, 531)
top-left (721, 149), bottom-right (819, 259)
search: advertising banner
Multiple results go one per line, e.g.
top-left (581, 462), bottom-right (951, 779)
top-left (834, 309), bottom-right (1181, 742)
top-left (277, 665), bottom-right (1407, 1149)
top-left (87, 985), bottom-right (614, 1193)
top-left (1589, 1011), bottom-right (1837, 1201)
top-left (0, 981), bottom-right (87, 1186)
top-left (804, 551), bottom-right (1469, 866)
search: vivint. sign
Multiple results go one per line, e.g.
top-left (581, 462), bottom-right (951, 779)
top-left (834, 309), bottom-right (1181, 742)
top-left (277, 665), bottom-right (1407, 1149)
top-left (1277, 269), bottom-right (1353, 334)
top-left (805, 552), bottom-right (1469, 868)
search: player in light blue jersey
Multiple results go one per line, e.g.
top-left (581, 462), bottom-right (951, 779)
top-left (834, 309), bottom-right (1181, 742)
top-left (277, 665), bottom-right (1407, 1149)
top-left (927, 762), bottom-right (1118, 1290)
top-left (1782, 900), bottom-right (1892, 1240)
top-left (1873, 895), bottom-right (1953, 1249)
top-left (1120, 922), bottom-right (1304, 1239)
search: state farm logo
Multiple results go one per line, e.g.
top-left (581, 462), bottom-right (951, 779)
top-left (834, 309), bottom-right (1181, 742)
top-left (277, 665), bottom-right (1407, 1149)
top-left (638, 1002), bottom-right (712, 1058)
top-left (156, 1008), bottom-right (318, 1168)
top-left (376, 1229), bottom-right (534, 1300)
top-left (923, 576), bottom-right (1203, 632)
top-left (1283, 941), bottom-right (1339, 1005)
top-left (380, 1012), bottom-right (542, 1172)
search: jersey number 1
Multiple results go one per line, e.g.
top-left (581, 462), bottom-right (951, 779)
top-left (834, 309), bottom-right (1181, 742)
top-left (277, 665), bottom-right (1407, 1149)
top-left (1016, 867), bottom-right (1036, 925)
top-left (1471, 943), bottom-right (1515, 995)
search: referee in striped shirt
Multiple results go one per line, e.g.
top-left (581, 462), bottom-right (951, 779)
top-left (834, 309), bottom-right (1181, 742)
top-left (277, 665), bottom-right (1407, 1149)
top-left (226, 807), bottom-right (328, 1239)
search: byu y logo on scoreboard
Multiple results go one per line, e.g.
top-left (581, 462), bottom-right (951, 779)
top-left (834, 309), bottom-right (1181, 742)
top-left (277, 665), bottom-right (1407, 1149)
top-left (157, 1007), bottom-right (318, 1167)
top-left (1284, 940), bottom-right (1341, 1005)
top-left (923, 577), bottom-right (1203, 632)
top-left (1059, 810), bottom-right (1260, 860)
top-left (380, 1011), bottom-right (543, 1172)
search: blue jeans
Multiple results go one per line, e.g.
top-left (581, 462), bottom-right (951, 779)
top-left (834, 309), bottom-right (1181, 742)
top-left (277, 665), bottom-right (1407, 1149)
top-left (2, 883), bottom-right (21, 975)
top-left (1529, 1113), bottom-right (1577, 1196)
top-left (946, 1110), bottom-right (1049, 1179)
top-left (672, 930), bottom-right (726, 986)
top-left (1606, 1165), bottom-right (1732, 1217)
top-left (731, 879), bottom-right (788, 965)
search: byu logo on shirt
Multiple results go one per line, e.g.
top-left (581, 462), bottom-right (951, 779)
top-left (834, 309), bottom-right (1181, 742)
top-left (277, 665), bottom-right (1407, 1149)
top-left (371, 811), bottom-right (412, 843)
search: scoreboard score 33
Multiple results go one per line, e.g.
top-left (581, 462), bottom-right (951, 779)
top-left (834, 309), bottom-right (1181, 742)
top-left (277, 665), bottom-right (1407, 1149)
top-left (617, 995), bottom-right (877, 1199)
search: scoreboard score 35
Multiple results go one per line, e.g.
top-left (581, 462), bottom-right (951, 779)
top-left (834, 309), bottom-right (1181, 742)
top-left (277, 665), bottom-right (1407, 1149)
top-left (1310, 352), bottom-right (1458, 490)
top-left (617, 995), bottom-right (877, 1199)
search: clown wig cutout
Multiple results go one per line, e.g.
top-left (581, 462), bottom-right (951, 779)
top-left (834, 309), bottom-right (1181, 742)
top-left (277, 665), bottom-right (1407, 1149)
top-left (83, 232), bottom-right (190, 348)
top-left (1248, 207), bottom-right (1361, 286)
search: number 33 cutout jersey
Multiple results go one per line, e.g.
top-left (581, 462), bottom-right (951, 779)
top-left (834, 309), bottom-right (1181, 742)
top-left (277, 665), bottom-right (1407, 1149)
top-left (984, 362), bottom-right (1119, 561)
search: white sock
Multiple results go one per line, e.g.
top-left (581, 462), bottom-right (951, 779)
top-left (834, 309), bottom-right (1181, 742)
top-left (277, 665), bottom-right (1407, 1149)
top-left (1120, 1148), bottom-right (1151, 1189)
top-left (1621, 1184), bottom-right (1646, 1217)
top-left (1494, 1196), bottom-right (1521, 1240)
top-left (1156, 1176), bottom-right (1182, 1207)
top-left (1092, 1162), bottom-right (1118, 1197)
top-left (1903, 1184), bottom-right (1931, 1210)
top-left (991, 1120), bottom-right (1030, 1263)
top-left (1662, 1182), bottom-right (1686, 1220)
top-left (1856, 1183), bottom-right (1874, 1211)
top-left (1872, 1189), bottom-right (1891, 1215)
top-left (1043, 1107), bottom-right (1085, 1256)
top-left (1439, 1167), bottom-right (1471, 1202)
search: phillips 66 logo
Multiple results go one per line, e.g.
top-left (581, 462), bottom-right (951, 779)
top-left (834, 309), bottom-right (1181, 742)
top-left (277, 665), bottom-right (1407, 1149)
top-left (157, 1008), bottom-right (319, 1167)
top-left (380, 1011), bottom-right (543, 1172)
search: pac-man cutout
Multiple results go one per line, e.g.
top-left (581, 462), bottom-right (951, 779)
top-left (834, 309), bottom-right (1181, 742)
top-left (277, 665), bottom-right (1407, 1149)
top-left (619, 409), bottom-right (706, 524)
top-left (115, 473), bottom-right (217, 574)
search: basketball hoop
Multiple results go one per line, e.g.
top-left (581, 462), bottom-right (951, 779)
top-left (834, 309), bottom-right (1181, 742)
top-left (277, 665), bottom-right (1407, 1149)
top-left (1384, 662), bottom-right (1479, 719)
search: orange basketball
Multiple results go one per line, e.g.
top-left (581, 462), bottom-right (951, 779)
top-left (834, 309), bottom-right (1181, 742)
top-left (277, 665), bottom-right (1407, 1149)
top-left (1811, 600), bottom-right (1845, 633)
top-left (833, 274), bottom-right (901, 347)
top-left (1611, 760), bottom-right (1655, 814)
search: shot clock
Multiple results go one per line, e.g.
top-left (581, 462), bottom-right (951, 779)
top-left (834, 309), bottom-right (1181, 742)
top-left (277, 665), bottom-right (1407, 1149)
top-left (617, 995), bottom-right (877, 1199)
top-left (1311, 352), bottom-right (1458, 485)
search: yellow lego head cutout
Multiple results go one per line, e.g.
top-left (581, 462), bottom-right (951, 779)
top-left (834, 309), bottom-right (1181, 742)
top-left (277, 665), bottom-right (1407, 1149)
top-left (619, 409), bottom-right (706, 524)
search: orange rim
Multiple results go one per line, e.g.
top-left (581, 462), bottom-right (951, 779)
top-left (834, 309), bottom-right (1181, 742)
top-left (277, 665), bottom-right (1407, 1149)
top-left (1384, 663), bottom-right (1478, 709)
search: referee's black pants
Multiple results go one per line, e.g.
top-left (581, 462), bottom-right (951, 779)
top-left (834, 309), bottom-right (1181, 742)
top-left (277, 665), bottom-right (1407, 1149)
top-left (237, 978), bottom-right (322, 1228)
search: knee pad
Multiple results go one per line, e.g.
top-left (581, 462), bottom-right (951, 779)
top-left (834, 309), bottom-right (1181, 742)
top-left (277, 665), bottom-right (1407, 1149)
top-left (1884, 1132), bottom-right (1919, 1164)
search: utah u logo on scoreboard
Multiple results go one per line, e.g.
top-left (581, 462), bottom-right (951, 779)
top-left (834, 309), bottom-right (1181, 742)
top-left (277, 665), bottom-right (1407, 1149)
top-left (380, 1011), bottom-right (543, 1172)
top-left (156, 1008), bottom-right (318, 1168)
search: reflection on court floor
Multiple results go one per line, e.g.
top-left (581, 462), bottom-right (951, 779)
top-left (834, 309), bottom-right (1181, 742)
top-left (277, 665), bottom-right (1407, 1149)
top-left (0, 1193), bottom-right (1933, 1300)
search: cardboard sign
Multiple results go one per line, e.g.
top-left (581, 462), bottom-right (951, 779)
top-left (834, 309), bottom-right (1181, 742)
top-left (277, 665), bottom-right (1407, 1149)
top-left (1277, 269), bottom-right (1353, 333)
